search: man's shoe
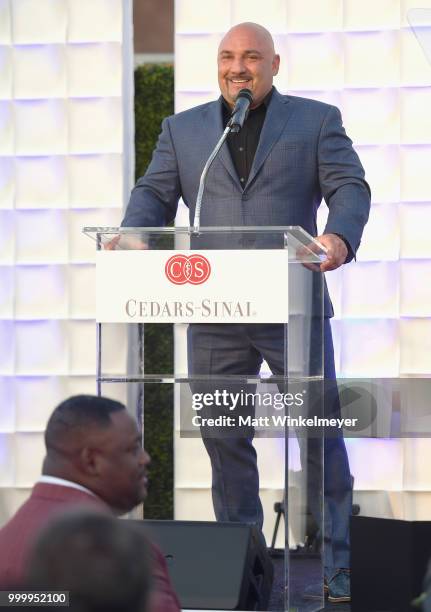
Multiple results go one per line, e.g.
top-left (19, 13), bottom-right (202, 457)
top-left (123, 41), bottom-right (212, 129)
top-left (327, 568), bottom-right (351, 603)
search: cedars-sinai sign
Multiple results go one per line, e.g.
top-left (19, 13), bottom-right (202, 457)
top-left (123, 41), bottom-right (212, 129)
top-left (96, 250), bottom-right (289, 323)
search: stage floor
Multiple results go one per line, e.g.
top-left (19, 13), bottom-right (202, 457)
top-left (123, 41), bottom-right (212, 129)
top-left (183, 554), bottom-right (351, 611)
top-left (269, 555), bottom-right (351, 611)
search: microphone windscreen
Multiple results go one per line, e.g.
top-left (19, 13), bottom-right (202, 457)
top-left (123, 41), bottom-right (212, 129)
top-left (236, 88), bottom-right (253, 104)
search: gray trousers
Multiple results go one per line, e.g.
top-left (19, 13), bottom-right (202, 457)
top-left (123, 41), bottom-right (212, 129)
top-left (187, 320), bottom-right (352, 574)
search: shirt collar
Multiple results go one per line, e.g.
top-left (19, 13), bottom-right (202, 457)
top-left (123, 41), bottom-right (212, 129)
top-left (38, 475), bottom-right (97, 498)
top-left (221, 86), bottom-right (274, 113)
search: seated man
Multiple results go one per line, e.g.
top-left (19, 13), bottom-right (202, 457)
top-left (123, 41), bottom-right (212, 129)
top-left (26, 509), bottom-right (153, 612)
top-left (0, 394), bottom-right (180, 612)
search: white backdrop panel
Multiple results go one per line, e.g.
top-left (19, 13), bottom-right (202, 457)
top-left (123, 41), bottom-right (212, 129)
top-left (399, 203), bottom-right (431, 258)
top-left (15, 156), bottom-right (68, 209)
top-left (0, 0), bottom-right (132, 525)
top-left (12, 0), bottom-right (68, 45)
top-left (0, 102), bottom-right (14, 155)
top-left (0, 266), bottom-right (14, 319)
top-left (13, 45), bottom-right (67, 99)
top-left (0, 158), bottom-right (14, 208)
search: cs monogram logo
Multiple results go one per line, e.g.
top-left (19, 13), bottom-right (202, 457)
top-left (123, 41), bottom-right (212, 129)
top-left (165, 254), bottom-right (211, 285)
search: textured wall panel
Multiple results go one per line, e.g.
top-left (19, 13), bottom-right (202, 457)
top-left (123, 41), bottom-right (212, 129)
top-left (340, 319), bottom-right (400, 377)
top-left (15, 210), bottom-right (69, 264)
top-left (13, 45), bottom-right (67, 99)
top-left (286, 0), bottom-right (342, 32)
top-left (356, 203), bottom-right (400, 262)
top-left (341, 88), bottom-right (400, 145)
top-left (0, 379), bottom-right (14, 432)
top-left (343, 0), bottom-right (400, 31)
top-left (68, 98), bottom-right (123, 154)
top-left (68, 265), bottom-right (96, 319)
top-left (15, 265), bottom-right (68, 319)
top-left (400, 145), bottom-right (431, 200)
top-left (0, 102), bottom-right (14, 154)
top-left (0, 46), bottom-right (13, 98)
top-left (0, 158), bottom-right (14, 208)
top-left (0, 322), bottom-right (14, 374)
top-left (401, 87), bottom-right (431, 142)
top-left (68, 154), bottom-right (123, 208)
top-left (285, 33), bottom-right (344, 90)
top-left (346, 439), bottom-right (403, 489)
top-left (15, 156), bottom-right (68, 209)
top-left (400, 318), bottom-right (431, 373)
top-left (0, 212), bottom-right (14, 264)
top-left (67, 43), bottom-right (122, 97)
top-left (232, 0), bottom-right (288, 32)
top-left (14, 377), bottom-right (65, 431)
top-left (341, 261), bottom-right (399, 318)
top-left (0, 0), bottom-right (131, 525)
top-left (68, 320), bottom-right (97, 375)
top-left (12, 0), bottom-right (68, 45)
top-left (403, 493), bottom-right (431, 520)
top-left (344, 31), bottom-right (400, 87)
top-left (400, 260), bottom-right (431, 316)
top-left (399, 203), bottom-right (431, 258)
top-left (175, 35), bottom-right (221, 92)
top-left (400, 26), bottom-right (431, 85)
top-left (67, 0), bottom-right (123, 43)
top-left (14, 321), bottom-right (69, 376)
top-left (14, 432), bottom-right (45, 486)
top-left (14, 100), bottom-right (68, 156)
top-left (176, 0), bottom-right (231, 33)
top-left (0, 266), bottom-right (14, 319)
top-left (0, 435), bottom-right (14, 486)
top-left (355, 145), bottom-right (400, 203)
top-left (0, 1), bottom-right (11, 45)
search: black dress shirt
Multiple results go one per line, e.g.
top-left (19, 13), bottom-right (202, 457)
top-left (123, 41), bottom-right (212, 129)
top-left (222, 88), bottom-right (273, 187)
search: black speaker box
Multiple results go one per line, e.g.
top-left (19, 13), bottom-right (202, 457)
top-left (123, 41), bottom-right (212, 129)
top-left (351, 515), bottom-right (431, 612)
top-left (136, 520), bottom-right (274, 610)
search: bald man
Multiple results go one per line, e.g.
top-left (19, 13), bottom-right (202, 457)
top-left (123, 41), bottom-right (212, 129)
top-left (0, 395), bottom-right (180, 612)
top-left (121, 23), bottom-right (371, 603)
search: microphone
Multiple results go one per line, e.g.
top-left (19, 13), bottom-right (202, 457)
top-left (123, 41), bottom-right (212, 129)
top-left (229, 89), bottom-right (253, 133)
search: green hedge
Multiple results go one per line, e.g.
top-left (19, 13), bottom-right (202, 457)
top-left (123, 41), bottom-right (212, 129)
top-left (134, 64), bottom-right (174, 519)
top-left (135, 63), bottom-right (174, 177)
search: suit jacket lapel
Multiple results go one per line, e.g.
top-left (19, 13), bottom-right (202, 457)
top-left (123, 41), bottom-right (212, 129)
top-left (203, 98), bottom-right (241, 187)
top-left (246, 89), bottom-right (294, 188)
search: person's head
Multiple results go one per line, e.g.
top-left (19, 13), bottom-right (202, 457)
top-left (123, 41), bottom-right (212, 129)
top-left (217, 22), bottom-right (280, 109)
top-left (43, 395), bottom-right (150, 515)
top-left (26, 510), bottom-right (152, 612)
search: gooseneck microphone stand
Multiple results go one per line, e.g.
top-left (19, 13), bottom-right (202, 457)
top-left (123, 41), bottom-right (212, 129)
top-left (193, 124), bottom-right (232, 233)
top-left (193, 89), bottom-right (252, 234)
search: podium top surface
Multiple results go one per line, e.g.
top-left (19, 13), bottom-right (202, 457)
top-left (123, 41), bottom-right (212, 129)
top-left (83, 225), bottom-right (327, 264)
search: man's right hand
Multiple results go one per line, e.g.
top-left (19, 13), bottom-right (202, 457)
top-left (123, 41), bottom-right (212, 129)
top-left (103, 235), bottom-right (148, 250)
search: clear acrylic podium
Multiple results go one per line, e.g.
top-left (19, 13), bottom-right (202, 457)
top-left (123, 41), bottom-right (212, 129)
top-left (84, 225), bottom-right (326, 612)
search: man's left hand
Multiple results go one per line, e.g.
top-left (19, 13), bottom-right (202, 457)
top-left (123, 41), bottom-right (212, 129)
top-left (316, 233), bottom-right (348, 272)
